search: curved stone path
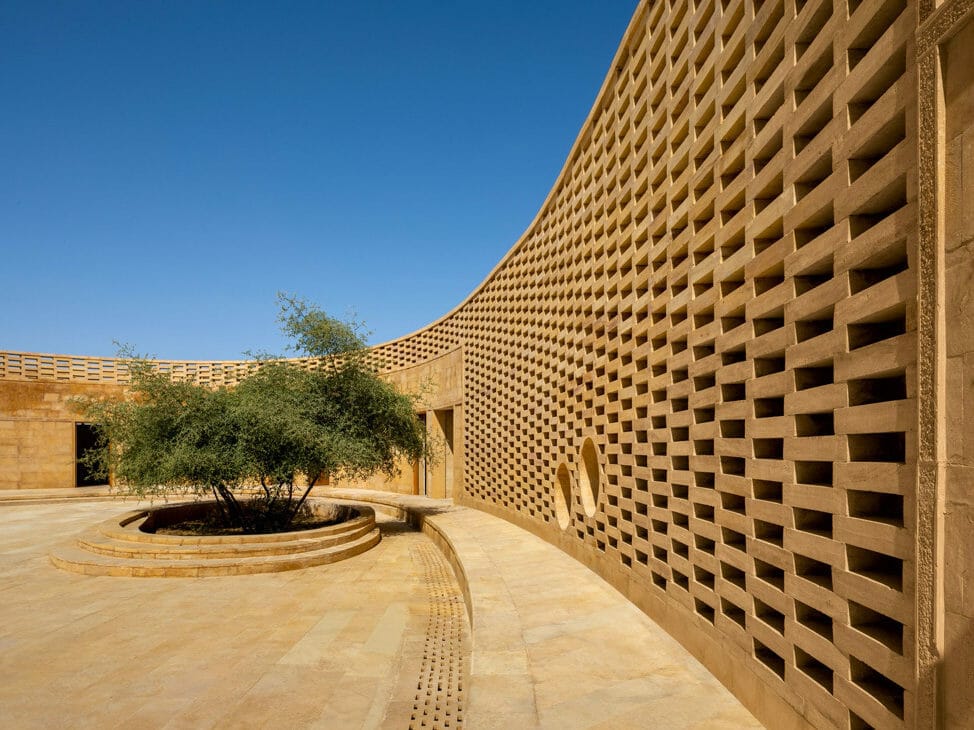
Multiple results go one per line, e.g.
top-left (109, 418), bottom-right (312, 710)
top-left (327, 489), bottom-right (765, 730)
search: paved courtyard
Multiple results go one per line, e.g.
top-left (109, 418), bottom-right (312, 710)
top-left (0, 500), bottom-right (461, 729)
top-left (0, 494), bottom-right (762, 729)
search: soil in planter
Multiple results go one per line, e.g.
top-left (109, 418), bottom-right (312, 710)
top-left (155, 503), bottom-right (353, 536)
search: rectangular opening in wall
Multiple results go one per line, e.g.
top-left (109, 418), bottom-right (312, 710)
top-left (754, 438), bottom-right (784, 459)
top-left (753, 479), bottom-right (783, 502)
top-left (754, 597), bottom-right (785, 634)
top-left (695, 471), bottom-right (715, 489)
top-left (722, 527), bottom-right (746, 552)
top-left (754, 639), bottom-right (786, 679)
top-left (793, 508), bottom-right (833, 538)
top-left (795, 646), bottom-right (834, 692)
top-left (754, 558), bottom-right (785, 589)
top-left (795, 318), bottom-right (833, 343)
top-left (416, 413), bottom-right (428, 496)
top-left (754, 397), bottom-right (784, 417)
top-left (434, 408), bottom-right (455, 499)
top-left (721, 561), bottom-right (747, 589)
top-left (850, 252), bottom-right (908, 294)
top-left (721, 456), bottom-right (746, 476)
top-left (693, 566), bottom-right (716, 589)
top-left (846, 545), bottom-right (903, 591)
top-left (754, 519), bottom-right (784, 545)
top-left (795, 553), bottom-right (833, 589)
top-left (695, 534), bottom-right (716, 554)
top-left (721, 598), bottom-right (746, 628)
top-left (850, 656), bottom-right (904, 719)
top-left (694, 598), bottom-right (716, 623)
top-left (847, 490), bottom-right (904, 527)
top-left (720, 419), bottom-right (746, 437)
top-left (848, 432), bottom-right (906, 463)
top-left (795, 273), bottom-right (831, 295)
top-left (722, 348), bottom-right (747, 365)
top-left (721, 382), bottom-right (746, 401)
top-left (694, 407), bottom-right (716, 423)
top-left (754, 356), bottom-right (785, 375)
top-left (796, 412), bottom-right (834, 436)
top-left (795, 365), bottom-right (833, 390)
top-left (673, 569), bottom-right (690, 590)
top-left (848, 374), bottom-right (907, 405)
top-left (75, 423), bottom-right (105, 487)
top-left (754, 317), bottom-right (785, 336)
top-left (795, 460), bottom-right (833, 486)
top-left (795, 600), bottom-right (833, 641)
top-left (693, 502), bottom-right (715, 522)
top-left (847, 311), bottom-right (906, 351)
top-left (720, 491), bottom-right (746, 514)
top-left (849, 600), bottom-right (904, 654)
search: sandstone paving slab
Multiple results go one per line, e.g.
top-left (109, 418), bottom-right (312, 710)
top-left (5, 489), bottom-right (765, 729)
top-left (431, 508), bottom-right (764, 729)
top-left (0, 499), bottom-right (461, 730)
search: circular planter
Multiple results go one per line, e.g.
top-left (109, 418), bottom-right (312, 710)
top-left (50, 498), bottom-right (381, 577)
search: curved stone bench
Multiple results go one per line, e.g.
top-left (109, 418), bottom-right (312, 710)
top-left (49, 499), bottom-right (380, 577)
top-left (323, 488), bottom-right (767, 730)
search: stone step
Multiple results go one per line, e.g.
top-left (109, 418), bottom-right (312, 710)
top-left (99, 502), bottom-right (372, 545)
top-left (76, 518), bottom-right (376, 560)
top-left (49, 526), bottom-right (381, 577)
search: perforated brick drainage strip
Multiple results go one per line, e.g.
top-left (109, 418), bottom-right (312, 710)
top-left (48, 499), bottom-right (381, 577)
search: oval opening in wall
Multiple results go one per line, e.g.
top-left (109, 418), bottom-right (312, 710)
top-left (578, 438), bottom-right (601, 517)
top-left (554, 463), bottom-right (572, 529)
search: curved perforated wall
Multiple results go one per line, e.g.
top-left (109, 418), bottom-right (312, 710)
top-left (369, 2), bottom-right (926, 727)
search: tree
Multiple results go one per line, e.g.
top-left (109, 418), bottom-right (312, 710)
top-left (75, 297), bottom-right (427, 532)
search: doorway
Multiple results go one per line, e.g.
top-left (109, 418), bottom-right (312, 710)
top-left (434, 409), bottom-right (454, 499)
top-left (75, 423), bottom-right (104, 487)
top-left (414, 413), bottom-right (427, 496)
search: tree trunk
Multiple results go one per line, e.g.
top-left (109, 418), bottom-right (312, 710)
top-left (210, 486), bottom-right (229, 523)
top-left (216, 485), bottom-right (243, 528)
top-left (288, 483), bottom-right (315, 524)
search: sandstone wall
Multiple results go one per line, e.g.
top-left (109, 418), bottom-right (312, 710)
top-left (942, 14), bottom-right (974, 729)
top-left (0, 381), bottom-right (124, 489)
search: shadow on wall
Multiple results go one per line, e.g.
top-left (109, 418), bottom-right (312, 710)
top-left (941, 609), bottom-right (974, 728)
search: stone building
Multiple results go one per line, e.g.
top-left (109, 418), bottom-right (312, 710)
top-left (1, 0), bottom-right (972, 727)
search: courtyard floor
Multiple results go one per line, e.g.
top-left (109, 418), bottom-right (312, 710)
top-left (0, 493), bottom-right (762, 729)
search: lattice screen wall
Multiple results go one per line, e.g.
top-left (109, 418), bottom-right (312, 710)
top-left (375, 1), bottom-right (920, 727)
top-left (0, 0), bottom-right (922, 727)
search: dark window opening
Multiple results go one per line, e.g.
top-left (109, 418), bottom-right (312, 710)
top-left (75, 423), bottom-right (105, 487)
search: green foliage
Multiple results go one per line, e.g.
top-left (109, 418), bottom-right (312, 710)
top-left (276, 292), bottom-right (368, 359)
top-left (74, 299), bottom-right (427, 533)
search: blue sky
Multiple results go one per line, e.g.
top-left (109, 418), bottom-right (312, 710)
top-left (1, 1), bottom-right (637, 360)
